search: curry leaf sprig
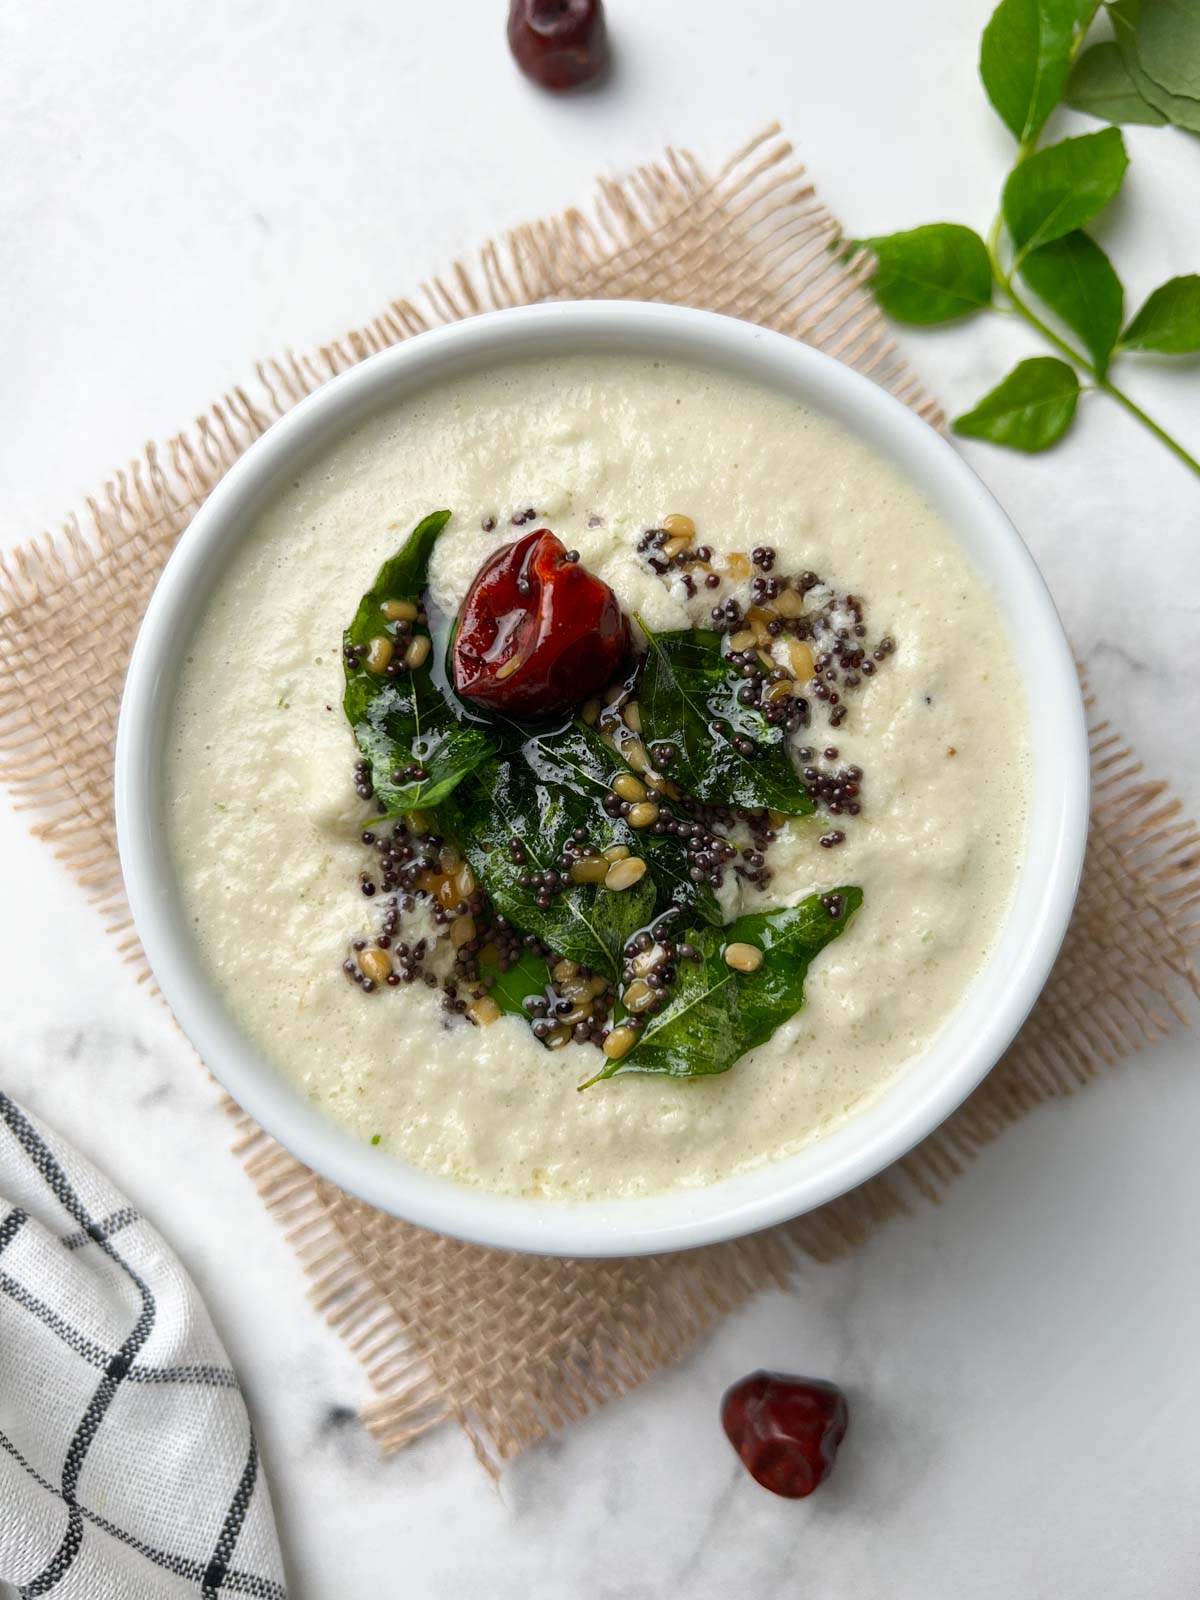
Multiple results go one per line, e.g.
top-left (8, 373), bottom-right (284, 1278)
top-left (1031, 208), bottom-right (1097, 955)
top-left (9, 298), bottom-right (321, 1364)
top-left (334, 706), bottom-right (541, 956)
top-left (854, 0), bottom-right (1200, 474)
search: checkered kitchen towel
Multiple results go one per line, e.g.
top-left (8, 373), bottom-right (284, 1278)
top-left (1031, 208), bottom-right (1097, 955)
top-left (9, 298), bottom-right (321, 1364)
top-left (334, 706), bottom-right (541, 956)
top-left (0, 1094), bottom-right (286, 1598)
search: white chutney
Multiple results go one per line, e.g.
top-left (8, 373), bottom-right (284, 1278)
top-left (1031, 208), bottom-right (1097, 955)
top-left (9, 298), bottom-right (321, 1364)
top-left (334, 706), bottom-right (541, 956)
top-left (166, 353), bottom-right (1029, 1200)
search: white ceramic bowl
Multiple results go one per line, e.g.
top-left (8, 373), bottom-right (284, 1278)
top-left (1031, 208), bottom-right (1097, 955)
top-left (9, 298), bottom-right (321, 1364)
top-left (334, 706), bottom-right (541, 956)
top-left (116, 300), bottom-right (1088, 1258)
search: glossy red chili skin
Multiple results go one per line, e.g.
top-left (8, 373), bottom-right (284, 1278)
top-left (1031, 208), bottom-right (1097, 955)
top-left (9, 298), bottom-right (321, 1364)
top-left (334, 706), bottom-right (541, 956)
top-left (507, 0), bottom-right (608, 91)
top-left (721, 1371), bottom-right (849, 1499)
top-left (452, 529), bottom-right (629, 718)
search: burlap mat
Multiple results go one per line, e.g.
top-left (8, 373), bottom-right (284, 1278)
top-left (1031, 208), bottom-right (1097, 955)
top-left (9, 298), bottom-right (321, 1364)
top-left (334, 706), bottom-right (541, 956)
top-left (3, 127), bottom-right (1198, 1476)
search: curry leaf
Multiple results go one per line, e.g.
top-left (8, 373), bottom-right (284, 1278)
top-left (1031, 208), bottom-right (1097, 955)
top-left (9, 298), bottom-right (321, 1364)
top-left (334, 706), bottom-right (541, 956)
top-left (638, 628), bottom-right (814, 816)
top-left (1120, 274), bottom-right (1200, 352)
top-left (477, 945), bottom-right (551, 1018)
top-left (980, 0), bottom-right (1088, 143)
top-left (1130, 0), bottom-right (1200, 103)
top-left (582, 890), bottom-right (863, 1084)
top-left (953, 358), bottom-right (1080, 451)
top-left (1018, 231), bottom-right (1125, 370)
top-left (1110, 0), bottom-right (1200, 133)
top-left (350, 510), bottom-right (449, 614)
top-left (445, 761), bottom-right (654, 981)
top-left (516, 721), bottom-right (722, 925)
top-left (1002, 129), bottom-right (1129, 261)
top-left (856, 226), bottom-right (993, 324)
top-left (441, 721), bottom-right (718, 981)
top-left (343, 512), bottom-right (497, 815)
top-left (1065, 40), bottom-right (1168, 124)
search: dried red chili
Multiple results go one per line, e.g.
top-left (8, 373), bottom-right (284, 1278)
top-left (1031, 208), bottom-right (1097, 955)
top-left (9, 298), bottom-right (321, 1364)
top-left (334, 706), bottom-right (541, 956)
top-left (721, 1370), bottom-right (849, 1498)
top-left (452, 529), bottom-right (629, 718)
top-left (507, 0), bottom-right (608, 91)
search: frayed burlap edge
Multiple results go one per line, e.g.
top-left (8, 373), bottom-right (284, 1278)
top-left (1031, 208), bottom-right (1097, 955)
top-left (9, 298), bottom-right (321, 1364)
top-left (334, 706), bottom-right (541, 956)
top-left (1, 125), bottom-right (1197, 1476)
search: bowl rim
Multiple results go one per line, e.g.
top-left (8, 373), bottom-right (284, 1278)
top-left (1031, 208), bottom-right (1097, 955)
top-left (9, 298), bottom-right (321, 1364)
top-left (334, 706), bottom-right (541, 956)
top-left (115, 299), bottom-right (1089, 1258)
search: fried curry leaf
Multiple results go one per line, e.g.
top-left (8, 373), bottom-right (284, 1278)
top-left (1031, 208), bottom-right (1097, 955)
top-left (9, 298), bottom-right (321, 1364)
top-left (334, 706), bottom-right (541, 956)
top-left (637, 627), bottom-right (814, 816)
top-left (477, 946), bottom-right (551, 1018)
top-left (519, 721), bottom-right (722, 926)
top-left (441, 721), bottom-right (717, 980)
top-left (582, 889), bottom-right (863, 1085)
top-left (343, 511), bottom-right (497, 814)
top-left (348, 509), bottom-right (449, 620)
top-left (443, 766), bottom-right (652, 983)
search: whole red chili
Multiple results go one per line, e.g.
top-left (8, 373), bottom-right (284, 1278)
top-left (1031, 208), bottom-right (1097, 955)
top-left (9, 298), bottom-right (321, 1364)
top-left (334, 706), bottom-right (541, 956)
top-left (507, 0), bottom-right (608, 91)
top-left (452, 528), bottom-right (629, 718)
top-left (721, 1371), bottom-right (849, 1499)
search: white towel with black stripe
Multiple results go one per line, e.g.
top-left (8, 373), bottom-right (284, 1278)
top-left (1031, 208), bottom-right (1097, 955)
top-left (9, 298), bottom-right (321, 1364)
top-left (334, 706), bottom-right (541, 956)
top-left (0, 1093), bottom-right (287, 1598)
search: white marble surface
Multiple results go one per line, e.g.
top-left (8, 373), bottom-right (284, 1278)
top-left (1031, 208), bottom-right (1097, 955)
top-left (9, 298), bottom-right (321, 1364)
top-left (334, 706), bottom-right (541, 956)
top-left (3, 1), bottom-right (1200, 1594)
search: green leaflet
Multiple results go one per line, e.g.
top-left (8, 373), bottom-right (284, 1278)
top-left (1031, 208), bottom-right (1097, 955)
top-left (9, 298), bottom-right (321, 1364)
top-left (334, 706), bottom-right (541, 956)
top-left (582, 890), bottom-right (863, 1085)
top-left (857, 225), bottom-right (993, 324)
top-left (342, 511), bottom-right (497, 815)
top-left (1110, 0), bottom-right (1200, 133)
top-left (1120, 275), bottom-right (1200, 352)
top-left (441, 721), bottom-right (720, 982)
top-left (1130, 0), bottom-right (1200, 104)
top-left (637, 627), bottom-right (814, 816)
top-left (1065, 41), bottom-right (1169, 125)
top-left (953, 357), bottom-right (1080, 451)
top-left (980, 0), bottom-right (1089, 143)
top-left (1002, 129), bottom-right (1129, 263)
top-left (1018, 231), bottom-right (1125, 371)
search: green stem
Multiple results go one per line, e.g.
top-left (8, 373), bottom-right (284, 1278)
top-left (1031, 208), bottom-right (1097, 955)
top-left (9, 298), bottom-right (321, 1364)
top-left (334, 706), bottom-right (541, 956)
top-left (985, 221), bottom-right (1200, 479)
top-left (1002, 272), bottom-right (1092, 367)
top-left (970, 17), bottom-right (1200, 479)
top-left (1097, 378), bottom-right (1200, 477)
